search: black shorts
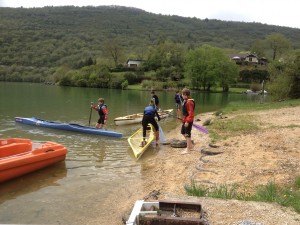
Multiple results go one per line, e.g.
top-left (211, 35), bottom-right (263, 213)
top-left (97, 116), bottom-right (105, 124)
top-left (181, 122), bottom-right (193, 137)
top-left (142, 115), bottom-right (159, 138)
top-left (142, 115), bottom-right (159, 131)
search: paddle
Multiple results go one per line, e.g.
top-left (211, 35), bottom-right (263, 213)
top-left (158, 122), bottom-right (165, 142)
top-left (88, 101), bottom-right (93, 126)
top-left (175, 116), bottom-right (208, 134)
top-left (152, 100), bottom-right (165, 142)
top-left (192, 123), bottom-right (208, 134)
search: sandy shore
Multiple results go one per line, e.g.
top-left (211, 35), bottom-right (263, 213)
top-left (95, 104), bottom-right (300, 225)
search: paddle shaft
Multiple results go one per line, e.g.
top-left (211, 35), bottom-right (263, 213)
top-left (176, 116), bottom-right (208, 134)
top-left (88, 102), bottom-right (93, 126)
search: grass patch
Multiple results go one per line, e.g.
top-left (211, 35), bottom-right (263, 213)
top-left (127, 84), bottom-right (143, 90)
top-left (223, 99), bottom-right (300, 114)
top-left (208, 115), bottom-right (259, 142)
top-left (205, 99), bottom-right (300, 143)
top-left (185, 177), bottom-right (300, 213)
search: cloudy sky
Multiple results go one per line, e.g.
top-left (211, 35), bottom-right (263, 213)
top-left (1, 0), bottom-right (299, 29)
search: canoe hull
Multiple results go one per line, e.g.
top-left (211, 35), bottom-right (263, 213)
top-left (0, 138), bottom-right (68, 183)
top-left (114, 113), bottom-right (143, 126)
top-left (114, 109), bottom-right (173, 126)
top-left (128, 125), bottom-right (154, 159)
top-left (15, 117), bottom-right (122, 137)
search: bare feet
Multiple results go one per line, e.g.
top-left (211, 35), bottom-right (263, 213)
top-left (181, 149), bottom-right (190, 154)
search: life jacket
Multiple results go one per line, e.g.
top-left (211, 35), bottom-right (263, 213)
top-left (152, 95), bottom-right (159, 105)
top-left (182, 99), bottom-right (195, 117)
top-left (98, 104), bottom-right (107, 116)
top-left (175, 94), bottom-right (182, 104)
top-left (144, 105), bottom-right (156, 117)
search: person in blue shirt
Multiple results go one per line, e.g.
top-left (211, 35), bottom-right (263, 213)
top-left (174, 90), bottom-right (183, 118)
top-left (141, 100), bottom-right (161, 147)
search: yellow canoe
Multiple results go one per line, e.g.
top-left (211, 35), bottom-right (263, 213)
top-left (127, 124), bottom-right (154, 159)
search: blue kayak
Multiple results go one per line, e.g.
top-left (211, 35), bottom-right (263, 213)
top-left (15, 117), bottom-right (122, 138)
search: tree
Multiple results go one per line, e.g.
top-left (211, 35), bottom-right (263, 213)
top-left (267, 50), bottom-right (300, 100)
top-left (143, 40), bottom-right (185, 81)
top-left (251, 39), bottom-right (267, 58)
top-left (218, 60), bottom-right (239, 92)
top-left (103, 39), bottom-right (124, 67)
top-left (185, 44), bottom-right (239, 91)
top-left (265, 33), bottom-right (292, 61)
top-left (285, 50), bottom-right (300, 98)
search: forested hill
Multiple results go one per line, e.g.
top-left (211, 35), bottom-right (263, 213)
top-left (1, 5), bottom-right (300, 70)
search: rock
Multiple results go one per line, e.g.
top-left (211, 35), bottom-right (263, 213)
top-left (170, 139), bottom-right (187, 148)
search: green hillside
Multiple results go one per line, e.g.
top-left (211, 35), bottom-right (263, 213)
top-left (1, 5), bottom-right (300, 81)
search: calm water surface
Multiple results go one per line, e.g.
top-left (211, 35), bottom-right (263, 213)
top-left (0, 82), bottom-right (263, 224)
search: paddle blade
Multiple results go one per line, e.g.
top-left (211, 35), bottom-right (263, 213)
top-left (192, 123), bottom-right (208, 134)
top-left (159, 125), bottom-right (165, 142)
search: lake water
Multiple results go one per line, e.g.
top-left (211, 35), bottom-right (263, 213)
top-left (0, 82), bottom-right (264, 224)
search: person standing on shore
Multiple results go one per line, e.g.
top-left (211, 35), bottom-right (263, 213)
top-left (151, 90), bottom-right (160, 110)
top-left (181, 88), bottom-right (195, 154)
top-left (174, 90), bottom-right (183, 118)
top-left (91, 98), bottom-right (108, 129)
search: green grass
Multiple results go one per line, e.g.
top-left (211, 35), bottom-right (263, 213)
top-left (127, 84), bottom-right (143, 90)
top-left (223, 99), bottom-right (300, 114)
top-left (205, 98), bottom-right (300, 143)
top-left (185, 178), bottom-right (300, 213)
top-left (207, 115), bottom-right (259, 142)
top-left (185, 98), bottom-right (300, 212)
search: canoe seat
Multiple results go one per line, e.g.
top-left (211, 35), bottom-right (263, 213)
top-left (32, 147), bottom-right (55, 154)
top-left (32, 142), bottom-right (61, 154)
top-left (0, 143), bottom-right (32, 158)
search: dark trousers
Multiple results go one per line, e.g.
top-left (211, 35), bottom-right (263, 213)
top-left (142, 115), bottom-right (159, 138)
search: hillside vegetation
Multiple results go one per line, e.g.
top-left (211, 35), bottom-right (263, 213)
top-left (1, 5), bottom-right (300, 91)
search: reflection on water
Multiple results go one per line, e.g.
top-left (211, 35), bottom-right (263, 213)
top-left (0, 162), bottom-right (67, 203)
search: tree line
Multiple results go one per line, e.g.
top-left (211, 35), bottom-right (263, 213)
top-left (0, 6), bottom-right (299, 99)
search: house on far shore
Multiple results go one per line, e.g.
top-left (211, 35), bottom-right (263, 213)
top-left (245, 53), bottom-right (259, 63)
top-left (126, 59), bottom-right (144, 69)
top-left (230, 53), bottom-right (259, 64)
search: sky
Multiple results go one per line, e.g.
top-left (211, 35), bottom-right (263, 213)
top-left (1, 0), bottom-right (299, 29)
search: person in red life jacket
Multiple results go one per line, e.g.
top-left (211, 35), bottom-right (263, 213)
top-left (181, 88), bottom-right (195, 154)
top-left (141, 100), bottom-right (161, 147)
top-left (91, 98), bottom-right (108, 129)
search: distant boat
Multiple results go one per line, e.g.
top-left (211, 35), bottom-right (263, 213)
top-left (114, 109), bottom-right (173, 126)
top-left (243, 89), bottom-right (267, 95)
top-left (0, 138), bottom-right (67, 183)
top-left (15, 117), bottom-right (122, 137)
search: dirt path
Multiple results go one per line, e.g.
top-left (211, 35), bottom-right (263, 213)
top-left (97, 105), bottom-right (300, 225)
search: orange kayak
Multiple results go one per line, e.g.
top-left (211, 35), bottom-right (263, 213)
top-left (0, 138), bottom-right (68, 183)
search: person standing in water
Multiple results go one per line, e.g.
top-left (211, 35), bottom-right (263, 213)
top-left (141, 100), bottom-right (161, 147)
top-left (91, 98), bottom-right (108, 129)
